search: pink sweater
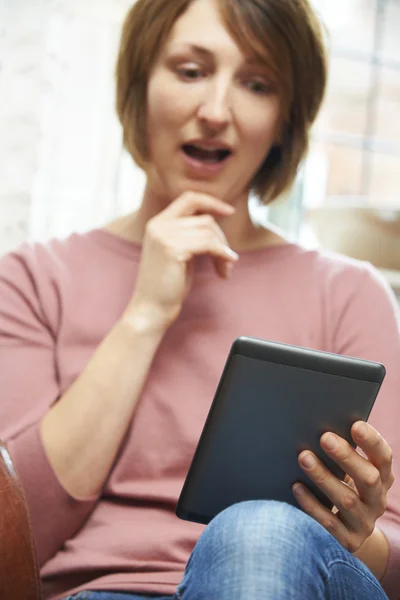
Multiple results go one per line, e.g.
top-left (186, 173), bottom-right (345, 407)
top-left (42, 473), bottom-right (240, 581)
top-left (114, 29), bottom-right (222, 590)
top-left (0, 229), bottom-right (399, 600)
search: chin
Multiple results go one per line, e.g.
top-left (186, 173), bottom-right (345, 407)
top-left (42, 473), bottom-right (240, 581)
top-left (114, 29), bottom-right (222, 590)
top-left (152, 166), bottom-right (242, 204)
top-left (173, 177), bottom-right (233, 201)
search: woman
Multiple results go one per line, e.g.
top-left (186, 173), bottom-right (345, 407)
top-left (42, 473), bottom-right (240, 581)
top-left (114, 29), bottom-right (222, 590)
top-left (0, 0), bottom-right (399, 599)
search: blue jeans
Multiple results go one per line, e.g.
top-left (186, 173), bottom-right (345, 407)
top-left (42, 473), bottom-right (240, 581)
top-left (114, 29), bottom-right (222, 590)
top-left (66, 500), bottom-right (388, 600)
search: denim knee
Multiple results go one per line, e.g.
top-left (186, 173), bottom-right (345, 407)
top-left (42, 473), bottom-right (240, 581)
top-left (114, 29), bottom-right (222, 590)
top-left (179, 501), bottom-right (387, 600)
top-left (179, 500), bottom-right (330, 599)
top-left (199, 499), bottom-right (330, 562)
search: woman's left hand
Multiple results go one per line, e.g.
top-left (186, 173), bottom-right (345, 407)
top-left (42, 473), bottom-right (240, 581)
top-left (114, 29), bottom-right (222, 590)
top-left (293, 421), bottom-right (395, 553)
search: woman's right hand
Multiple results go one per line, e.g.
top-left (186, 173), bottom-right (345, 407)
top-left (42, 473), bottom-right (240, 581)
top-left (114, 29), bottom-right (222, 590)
top-left (125, 191), bottom-right (239, 330)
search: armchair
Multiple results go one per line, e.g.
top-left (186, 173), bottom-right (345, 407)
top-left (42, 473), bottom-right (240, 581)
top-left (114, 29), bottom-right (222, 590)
top-left (0, 439), bottom-right (42, 599)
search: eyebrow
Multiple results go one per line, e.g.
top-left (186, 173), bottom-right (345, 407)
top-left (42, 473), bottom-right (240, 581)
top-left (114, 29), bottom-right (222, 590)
top-left (171, 43), bottom-right (265, 68)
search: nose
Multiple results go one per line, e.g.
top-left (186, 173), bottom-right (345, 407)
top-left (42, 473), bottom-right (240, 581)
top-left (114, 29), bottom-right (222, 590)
top-left (197, 78), bottom-right (232, 130)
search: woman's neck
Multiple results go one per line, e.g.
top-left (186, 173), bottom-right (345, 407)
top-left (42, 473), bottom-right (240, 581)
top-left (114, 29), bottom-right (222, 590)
top-left (104, 184), bottom-right (289, 252)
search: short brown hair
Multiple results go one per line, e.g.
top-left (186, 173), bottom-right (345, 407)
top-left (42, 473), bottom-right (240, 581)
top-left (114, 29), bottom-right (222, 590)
top-left (116, 0), bottom-right (328, 203)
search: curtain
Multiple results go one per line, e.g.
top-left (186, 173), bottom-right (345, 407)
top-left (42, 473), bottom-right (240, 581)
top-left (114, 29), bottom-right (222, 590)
top-left (0, 0), bottom-right (143, 256)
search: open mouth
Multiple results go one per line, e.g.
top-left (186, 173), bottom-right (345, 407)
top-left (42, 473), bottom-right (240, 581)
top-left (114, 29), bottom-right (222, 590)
top-left (182, 144), bottom-right (232, 164)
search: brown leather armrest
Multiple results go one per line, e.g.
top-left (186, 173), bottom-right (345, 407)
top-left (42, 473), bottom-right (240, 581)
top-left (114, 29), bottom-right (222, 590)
top-left (0, 440), bottom-right (42, 600)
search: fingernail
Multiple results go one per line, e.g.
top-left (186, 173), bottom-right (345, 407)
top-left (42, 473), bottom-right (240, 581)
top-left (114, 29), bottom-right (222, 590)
top-left (356, 423), bottom-right (368, 439)
top-left (293, 484), bottom-right (305, 496)
top-left (323, 433), bottom-right (338, 451)
top-left (225, 248), bottom-right (239, 260)
top-left (301, 453), bottom-right (316, 469)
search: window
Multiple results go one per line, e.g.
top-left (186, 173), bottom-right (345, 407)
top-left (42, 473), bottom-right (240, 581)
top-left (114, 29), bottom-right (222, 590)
top-left (308, 0), bottom-right (400, 207)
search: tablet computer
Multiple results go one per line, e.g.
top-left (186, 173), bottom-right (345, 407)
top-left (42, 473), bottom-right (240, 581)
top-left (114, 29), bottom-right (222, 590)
top-left (176, 336), bottom-right (385, 525)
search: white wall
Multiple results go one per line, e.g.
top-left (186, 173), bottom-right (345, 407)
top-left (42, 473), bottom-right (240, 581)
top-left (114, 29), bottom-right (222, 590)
top-left (0, 0), bottom-right (145, 256)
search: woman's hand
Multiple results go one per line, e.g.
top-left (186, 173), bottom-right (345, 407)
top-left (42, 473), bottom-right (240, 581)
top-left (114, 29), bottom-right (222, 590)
top-left (293, 421), bottom-right (394, 554)
top-left (125, 191), bottom-right (239, 330)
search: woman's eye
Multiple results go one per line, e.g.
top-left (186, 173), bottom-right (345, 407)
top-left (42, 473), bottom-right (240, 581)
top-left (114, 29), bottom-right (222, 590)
top-left (175, 67), bottom-right (273, 94)
top-left (246, 80), bottom-right (272, 95)
top-left (177, 67), bottom-right (204, 80)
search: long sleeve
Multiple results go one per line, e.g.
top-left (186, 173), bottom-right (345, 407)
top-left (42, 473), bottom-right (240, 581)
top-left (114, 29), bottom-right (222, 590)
top-left (0, 248), bottom-right (97, 566)
top-left (331, 263), bottom-right (400, 599)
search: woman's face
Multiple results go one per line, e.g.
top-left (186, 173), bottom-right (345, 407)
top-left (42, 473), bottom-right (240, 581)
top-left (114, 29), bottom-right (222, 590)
top-left (145, 0), bottom-right (283, 205)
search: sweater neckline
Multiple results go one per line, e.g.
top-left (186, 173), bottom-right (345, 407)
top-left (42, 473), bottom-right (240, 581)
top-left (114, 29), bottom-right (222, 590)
top-left (86, 227), bottom-right (304, 264)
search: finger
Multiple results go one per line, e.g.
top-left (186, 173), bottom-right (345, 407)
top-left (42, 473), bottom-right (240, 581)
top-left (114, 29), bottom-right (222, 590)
top-left (186, 215), bottom-right (235, 278)
top-left (182, 214), bottom-right (230, 247)
top-left (292, 482), bottom-right (356, 552)
top-left (212, 257), bottom-right (234, 279)
top-left (163, 192), bottom-right (236, 219)
top-left (351, 422), bottom-right (394, 487)
top-left (166, 224), bottom-right (238, 279)
top-left (298, 450), bottom-right (368, 534)
top-left (320, 432), bottom-right (383, 508)
top-left (175, 231), bottom-right (239, 266)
